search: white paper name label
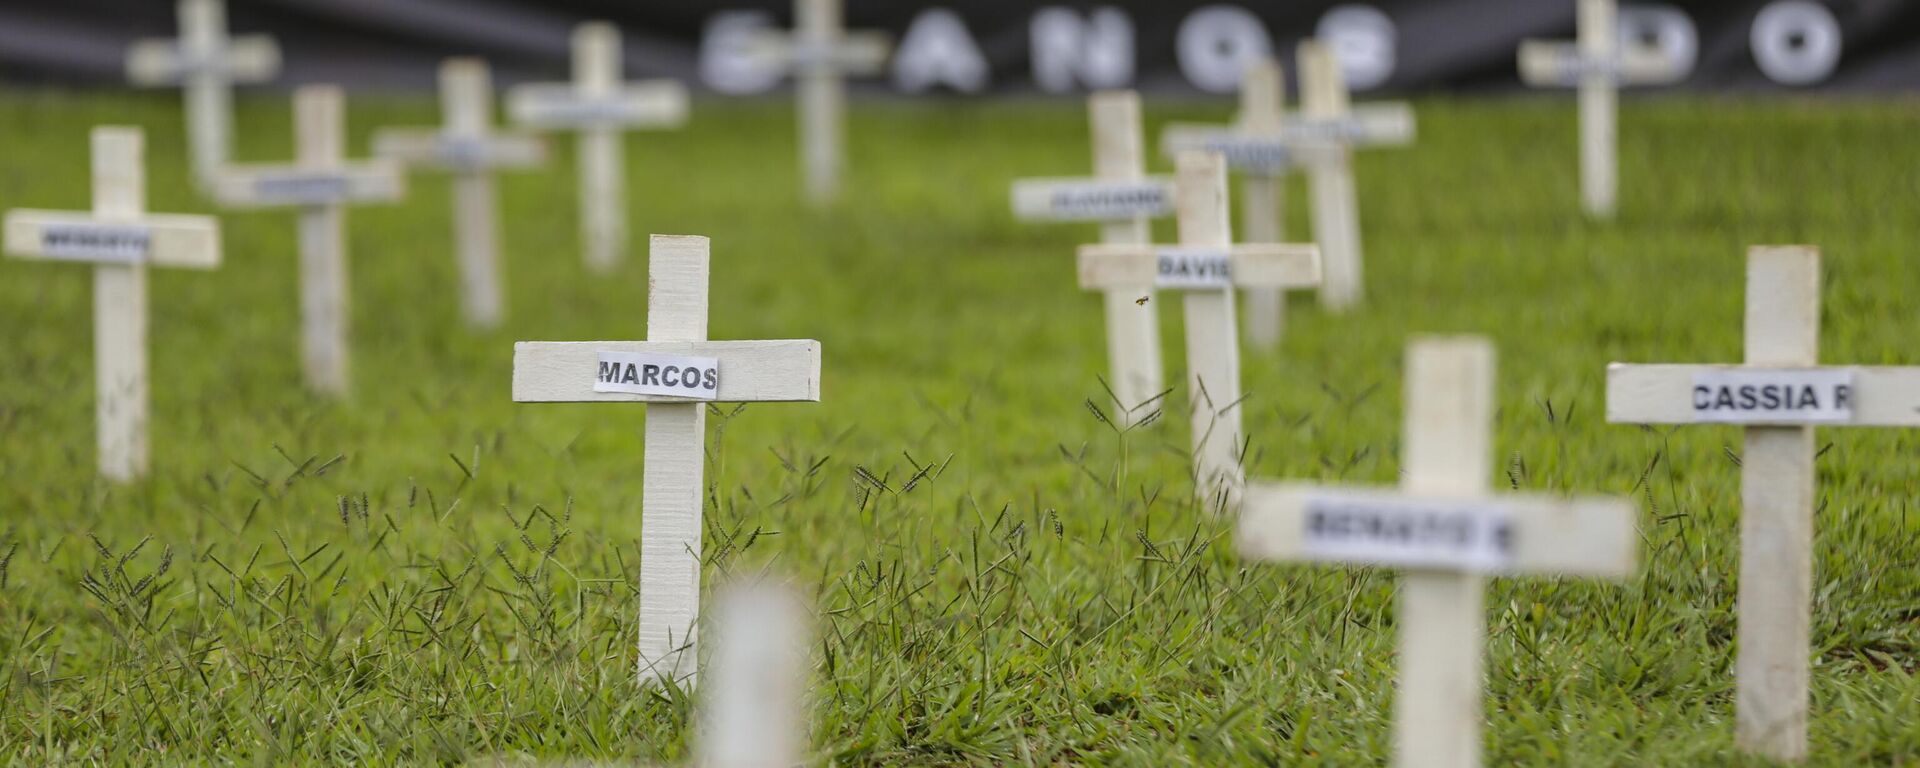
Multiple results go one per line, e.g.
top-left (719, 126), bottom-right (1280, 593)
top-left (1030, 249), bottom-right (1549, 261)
top-left (1155, 248), bottom-right (1233, 289)
top-left (251, 173), bottom-right (352, 205)
top-left (594, 352), bottom-right (720, 399)
top-left (40, 223), bottom-right (151, 263)
top-left (1202, 137), bottom-right (1292, 173)
top-left (1302, 494), bottom-right (1515, 572)
top-left (1690, 369), bottom-right (1854, 424)
top-left (1039, 181), bottom-right (1171, 220)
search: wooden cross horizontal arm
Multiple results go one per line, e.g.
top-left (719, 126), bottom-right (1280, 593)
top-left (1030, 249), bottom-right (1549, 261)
top-left (371, 130), bottom-right (546, 170)
top-left (1517, 42), bottom-right (1683, 87)
top-left (506, 81), bottom-right (690, 129)
top-left (125, 36), bottom-right (280, 84)
top-left (208, 162), bottom-right (405, 208)
top-left (1238, 482), bottom-right (1637, 577)
top-left (1287, 102), bottom-right (1417, 146)
top-left (4, 210), bottom-right (220, 268)
top-left (512, 340), bottom-right (822, 403)
top-left (1009, 177), bottom-right (1175, 222)
top-left (1077, 243), bottom-right (1321, 290)
top-left (1606, 363), bottom-right (1920, 426)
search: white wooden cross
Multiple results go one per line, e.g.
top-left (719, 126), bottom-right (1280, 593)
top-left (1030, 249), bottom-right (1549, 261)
top-left (2, 127), bottom-right (222, 482)
top-left (508, 22), bottom-right (689, 274)
top-left (1163, 44), bottom-right (1413, 315)
top-left (1606, 245), bottom-right (1920, 762)
top-left (373, 58), bottom-right (546, 330)
top-left (750, 0), bottom-right (891, 205)
top-left (1078, 151), bottom-right (1320, 507)
top-left (1009, 90), bottom-right (1173, 426)
top-left (512, 235), bottom-right (822, 687)
top-left (698, 582), bottom-right (811, 768)
top-left (1240, 337), bottom-right (1636, 768)
top-left (126, 0), bottom-right (281, 187)
top-left (209, 85), bottom-right (403, 396)
top-left (1519, 0), bottom-right (1682, 218)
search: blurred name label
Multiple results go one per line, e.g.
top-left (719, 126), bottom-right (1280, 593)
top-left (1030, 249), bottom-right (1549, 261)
top-left (1301, 493), bottom-right (1515, 572)
top-left (1198, 137), bottom-right (1291, 173)
top-left (1011, 179), bottom-right (1173, 220)
top-left (1155, 248), bottom-right (1232, 289)
top-left (1691, 369), bottom-right (1853, 424)
top-left (41, 223), bottom-right (150, 263)
top-left (595, 351), bottom-right (720, 400)
top-left (250, 173), bottom-right (352, 205)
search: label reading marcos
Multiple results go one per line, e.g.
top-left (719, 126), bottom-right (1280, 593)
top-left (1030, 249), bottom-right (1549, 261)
top-left (1690, 369), bottom-right (1854, 424)
top-left (594, 351), bottom-right (720, 399)
top-left (1155, 248), bottom-right (1232, 289)
top-left (1301, 493), bottom-right (1515, 572)
top-left (41, 223), bottom-right (151, 263)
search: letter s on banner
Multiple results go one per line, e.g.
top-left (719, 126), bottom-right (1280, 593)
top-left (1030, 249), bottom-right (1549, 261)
top-left (894, 8), bottom-right (990, 93)
top-left (1031, 6), bottom-right (1135, 93)
top-left (701, 11), bottom-right (783, 94)
top-left (1750, 1), bottom-right (1842, 86)
top-left (1315, 4), bottom-right (1396, 91)
top-left (1176, 5), bottom-right (1274, 93)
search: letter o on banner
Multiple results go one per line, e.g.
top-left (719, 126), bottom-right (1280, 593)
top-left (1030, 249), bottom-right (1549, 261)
top-left (1620, 4), bottom-right (1699, 79)
top-left (1176, 5), bottom-right (1274, 93)
top-left (1750, 1), bottom-right (1842, 86)
top-left (1315, 4), bottom-right (1396, 91)
top-left (700, 11), bottom-right (784, 95)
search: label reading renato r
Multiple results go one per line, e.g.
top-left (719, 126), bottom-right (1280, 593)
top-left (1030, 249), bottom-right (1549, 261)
top-left (594, 351), bottom-right (719, 400)
top-left (1155, 248), bottom-right (1232, 289)
top-left (1690, 369), bottom-right (1854, 424)
top-left (40, 223), bottom-right (151, 263)
top-left (1301, 494), bottom-right (1515, 572)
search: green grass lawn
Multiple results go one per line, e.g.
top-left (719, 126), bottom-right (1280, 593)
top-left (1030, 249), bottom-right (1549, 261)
top-left (0, 89), bottom-right (1917, 765)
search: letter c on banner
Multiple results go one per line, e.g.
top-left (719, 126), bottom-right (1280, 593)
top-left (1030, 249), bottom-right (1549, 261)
top-left (1620, 4), bottom-right (1698, 79)
top-left (1315, 4), bottom-right (1396, 91)
top-left (1750, 1), bottom-right (1842, 86)
top-left (1176, 5), bottom-right (1274, 93)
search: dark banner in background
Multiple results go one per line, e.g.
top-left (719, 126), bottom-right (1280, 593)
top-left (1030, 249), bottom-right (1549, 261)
top-left (0, 1), bottom-right (1913, 94)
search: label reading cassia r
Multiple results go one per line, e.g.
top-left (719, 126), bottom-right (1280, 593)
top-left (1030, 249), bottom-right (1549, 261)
top-left (1155, 248), bottom-right (1233, 289)
top-left (1301, 494), bottom-right (1515, 572)
top-left (594, 351), bottom-right (719, 399)
top-left (40, 223), bottom-right (151, 263)
top-left (1690, 369), bottom-right (1854, 424)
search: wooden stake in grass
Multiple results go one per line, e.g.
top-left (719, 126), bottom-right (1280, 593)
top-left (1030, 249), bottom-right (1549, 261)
top-left (125, 0), bottom-right (281, 187)
top-left (3, 127), bottom-right (221, 482)
top-left (1519, 0), bottom-right (1681, 219)
top-left (1078, 152), bottom-right (1321, 508)
top-left (373, 58), bottom-right (546, 330)
top-left (512, 235), bottom-right (822, 688)
top-left (750, 0), bottom-right (891, 206)
top-left (1240, 336), bottom-right (1637, 768)
top-left (209, 85), bottom-right (404, 396)
top-left (699, 582), bottom-right (811, 768)
top-left (508, 22), bottom-right (689, 274)
top-left (1010, 90), bottom-right (1174, 426)
top-left (1164, 48), bottom-right (1413, 317)
top-left (1606, 245), bottom-right (1920, 763)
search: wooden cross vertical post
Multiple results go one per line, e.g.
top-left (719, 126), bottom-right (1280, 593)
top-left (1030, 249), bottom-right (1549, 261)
top-left (753, 0), bottom-right (891, 205)
top-left (698, 582), bottom-right (811, 768)
top-left (508, 22), bottom-right (689, 273)
top-left (126, 0), bottom-right (281, 186)
top-left (1236, 60), bottom-right (1288, 348)
top-left (1606, 246), bottom-right (1920, 762)
top-left (1240, 337), bottom-right (1637, 768)
top-left (1078, 152), bottom-right (1321, 506)
top-left (375, 59), bottom-right (546, 329)
top-left (4, 128), bottom-right (221, 481)
top-left (512, 235), bottom-right (822, 687)
top-left (1297, 43), bottom-right (1364, 311)
top-left (1009, 90), bottom-right (1173, 424)
top-left (1519, 0), bottom-right (1681, 218)
top-left (209, 86), bottom-right (404, 395)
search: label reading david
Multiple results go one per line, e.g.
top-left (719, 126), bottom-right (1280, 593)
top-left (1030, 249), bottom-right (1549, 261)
top-left (1155, 248), bottom-right (1233, 289)
top-left (40, 223), bottom-right (151, 263)
top-left (594, 352), bottom-right (719, 399)
top-left (1302, 495), bottom-right (1515, 572)
top-left (1690, 369), bottom-right (1854, 424)
top-left (1045, 181), bottom-right (1171, 220)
